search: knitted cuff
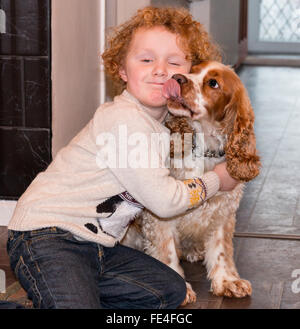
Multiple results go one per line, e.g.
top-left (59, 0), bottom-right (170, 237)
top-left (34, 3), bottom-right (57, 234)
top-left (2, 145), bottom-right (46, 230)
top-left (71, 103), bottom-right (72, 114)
top-left (201, 171), bottom-right (220, 200)
top-left (184, 171), bottom-right (220, 209)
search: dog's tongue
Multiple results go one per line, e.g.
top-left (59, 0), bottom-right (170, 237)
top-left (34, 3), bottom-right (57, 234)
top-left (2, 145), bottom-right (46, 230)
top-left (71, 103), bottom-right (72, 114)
top-left (163, 79), bottom-right (181, 99)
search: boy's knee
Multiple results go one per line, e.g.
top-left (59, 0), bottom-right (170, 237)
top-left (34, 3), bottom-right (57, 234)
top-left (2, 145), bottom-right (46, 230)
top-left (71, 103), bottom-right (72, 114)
top-left (162, 274), bottom-right (187, 309)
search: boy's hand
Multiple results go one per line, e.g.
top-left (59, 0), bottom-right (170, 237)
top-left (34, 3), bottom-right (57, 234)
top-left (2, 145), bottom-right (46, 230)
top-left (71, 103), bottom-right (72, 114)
top-left (213, 162), bottom-right (239, 191)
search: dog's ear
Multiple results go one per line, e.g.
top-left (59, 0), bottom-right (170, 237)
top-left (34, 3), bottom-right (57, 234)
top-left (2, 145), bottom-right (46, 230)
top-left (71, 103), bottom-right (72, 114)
top-left (224, 84), bottom-right (261, 182)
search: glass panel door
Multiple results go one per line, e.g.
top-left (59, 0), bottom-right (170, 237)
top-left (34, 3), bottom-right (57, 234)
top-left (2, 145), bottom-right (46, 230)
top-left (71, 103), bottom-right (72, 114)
top-left (248, 0), bottom-right (300, 53)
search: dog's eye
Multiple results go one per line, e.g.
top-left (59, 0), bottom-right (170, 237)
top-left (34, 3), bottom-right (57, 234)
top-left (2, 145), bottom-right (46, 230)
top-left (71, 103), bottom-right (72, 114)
top-left (208, 79), bottom-right (219, 89)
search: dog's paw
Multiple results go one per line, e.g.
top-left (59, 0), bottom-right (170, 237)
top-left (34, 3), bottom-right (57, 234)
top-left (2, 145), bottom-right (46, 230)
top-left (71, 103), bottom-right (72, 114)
top-left (212, 278), bottom-right (252, 298)
top-left (181, 282), bottom-right (197, 306)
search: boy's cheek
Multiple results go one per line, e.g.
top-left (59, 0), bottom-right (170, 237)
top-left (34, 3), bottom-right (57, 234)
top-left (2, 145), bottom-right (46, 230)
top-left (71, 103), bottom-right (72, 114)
top-left (176, 66), bottom-right (192, 75)
top-left (172, 62), bottom-right (192, 75)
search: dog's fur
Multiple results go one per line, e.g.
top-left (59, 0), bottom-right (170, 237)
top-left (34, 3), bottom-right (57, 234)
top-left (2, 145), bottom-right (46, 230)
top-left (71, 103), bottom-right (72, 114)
top-left (122, 61), bottom-right (261, 305)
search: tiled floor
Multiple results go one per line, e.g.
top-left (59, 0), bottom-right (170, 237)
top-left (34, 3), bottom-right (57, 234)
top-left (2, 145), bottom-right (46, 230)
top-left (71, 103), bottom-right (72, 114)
top-left (1, 65), bottom-right (300, 308)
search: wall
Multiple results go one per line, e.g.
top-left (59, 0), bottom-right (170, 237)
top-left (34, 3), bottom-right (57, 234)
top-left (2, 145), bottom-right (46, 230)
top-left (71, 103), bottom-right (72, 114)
top-left (210, 0), bottom-right (240, 65)
top-left (190, 0), bottom-right (210, 33)
top-left (190, 0), bottom-right (240, 66)
top-left (51, 0), bottom-right (103, 157)
top-left (151, 0), bottom-right (189, 9)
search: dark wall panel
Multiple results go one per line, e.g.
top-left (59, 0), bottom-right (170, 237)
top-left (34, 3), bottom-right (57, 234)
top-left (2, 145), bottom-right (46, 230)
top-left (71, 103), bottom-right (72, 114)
top-left (0, 0), bottom-right (50, 56)
top-left (0, 0), bottom-right (51, 199)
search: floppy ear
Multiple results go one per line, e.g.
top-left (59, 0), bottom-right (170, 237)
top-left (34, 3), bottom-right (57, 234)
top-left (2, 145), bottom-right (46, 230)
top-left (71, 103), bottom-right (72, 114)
top-left (224, 85), bottom-right (261, 182)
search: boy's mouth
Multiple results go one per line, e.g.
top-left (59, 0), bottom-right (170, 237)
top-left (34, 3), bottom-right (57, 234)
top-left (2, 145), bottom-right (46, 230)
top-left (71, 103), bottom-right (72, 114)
top-left (148, 82), bottom-right (165, 86)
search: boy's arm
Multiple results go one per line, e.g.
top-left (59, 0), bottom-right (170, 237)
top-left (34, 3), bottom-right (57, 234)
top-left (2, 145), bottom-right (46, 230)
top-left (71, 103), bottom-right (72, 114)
top-left (93, 105), bottom-right (220, 218)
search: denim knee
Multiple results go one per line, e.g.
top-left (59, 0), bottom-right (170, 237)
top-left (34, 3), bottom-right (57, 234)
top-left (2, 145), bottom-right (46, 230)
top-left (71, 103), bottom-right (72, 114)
top-left (162, 273), bottom-right (187, 309)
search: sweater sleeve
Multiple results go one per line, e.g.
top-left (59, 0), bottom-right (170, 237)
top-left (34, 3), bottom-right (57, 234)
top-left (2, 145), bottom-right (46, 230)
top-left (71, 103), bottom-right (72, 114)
top-left (92, 104), bottom-right (220, 218)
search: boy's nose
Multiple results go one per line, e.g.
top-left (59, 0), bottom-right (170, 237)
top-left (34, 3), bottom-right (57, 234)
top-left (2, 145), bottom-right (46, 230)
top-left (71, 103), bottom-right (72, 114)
top-left (153, 62), bottom-right (167, 77)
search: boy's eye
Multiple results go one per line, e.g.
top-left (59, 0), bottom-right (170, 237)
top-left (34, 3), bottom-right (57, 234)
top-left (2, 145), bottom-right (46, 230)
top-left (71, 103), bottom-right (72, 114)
top-left (169, 62), bottom-right (180, 66)
top-left (141, 59), bottom-right (152, 63)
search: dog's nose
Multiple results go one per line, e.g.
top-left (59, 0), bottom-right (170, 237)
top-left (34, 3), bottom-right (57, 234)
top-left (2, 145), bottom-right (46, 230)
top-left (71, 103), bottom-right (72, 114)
top-left (172, 74), bottom-right (187, 85)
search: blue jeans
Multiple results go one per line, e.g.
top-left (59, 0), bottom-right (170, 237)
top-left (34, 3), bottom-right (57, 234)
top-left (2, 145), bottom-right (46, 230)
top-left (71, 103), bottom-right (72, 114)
top-left (6, 227), bottom-right (186, 309)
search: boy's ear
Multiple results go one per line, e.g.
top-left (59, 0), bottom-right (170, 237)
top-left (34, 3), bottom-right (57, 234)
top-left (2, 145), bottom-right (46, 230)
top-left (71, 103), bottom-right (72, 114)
top-left (119, 67), bottom-right (128, 82)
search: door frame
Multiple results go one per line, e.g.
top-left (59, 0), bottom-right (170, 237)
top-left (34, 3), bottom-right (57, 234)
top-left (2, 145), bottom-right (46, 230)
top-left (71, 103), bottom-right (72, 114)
top-left (236, 0), bottom-right (248, 68)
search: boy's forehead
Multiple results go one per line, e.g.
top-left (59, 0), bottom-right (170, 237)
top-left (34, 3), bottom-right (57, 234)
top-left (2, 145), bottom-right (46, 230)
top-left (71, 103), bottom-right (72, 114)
top-left (129, 27), bottom-right (187, 54)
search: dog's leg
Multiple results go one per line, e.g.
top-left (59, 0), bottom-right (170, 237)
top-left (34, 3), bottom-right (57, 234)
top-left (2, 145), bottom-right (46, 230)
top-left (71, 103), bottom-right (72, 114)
top-left (204, 216), bottom-right (252, 298)
top-left (121, 221), bottom-right (145, 251)
top-left (142, 220), bottom-right (197, 305)
top-left (147, 236), bottom-right (196, 306)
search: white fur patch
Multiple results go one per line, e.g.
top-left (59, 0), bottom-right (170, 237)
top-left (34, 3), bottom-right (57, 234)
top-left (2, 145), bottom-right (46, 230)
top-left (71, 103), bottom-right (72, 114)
top-left (167, 237), bottom-right (185, 278)
top-left (188, 63), bottom-right (222, 119)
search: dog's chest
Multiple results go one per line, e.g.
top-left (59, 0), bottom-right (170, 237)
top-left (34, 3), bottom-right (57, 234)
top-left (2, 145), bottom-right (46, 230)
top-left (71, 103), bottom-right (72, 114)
top-left (168, 120), bottom-right (237, 236)
top-left (170, 120), bottom-right (226, 179)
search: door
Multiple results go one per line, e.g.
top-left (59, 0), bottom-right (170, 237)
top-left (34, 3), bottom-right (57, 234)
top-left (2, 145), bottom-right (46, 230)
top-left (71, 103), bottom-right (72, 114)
top-left (248, 0), bottom-right (300, 54)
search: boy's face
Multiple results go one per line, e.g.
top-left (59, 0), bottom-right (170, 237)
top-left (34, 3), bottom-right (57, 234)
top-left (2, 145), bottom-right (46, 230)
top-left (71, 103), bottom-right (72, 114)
top-left (119, 27), bottom-right (192, 110)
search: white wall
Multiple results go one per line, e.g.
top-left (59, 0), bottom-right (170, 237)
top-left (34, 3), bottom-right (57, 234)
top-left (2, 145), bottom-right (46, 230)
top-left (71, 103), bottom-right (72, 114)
top-left (51, 0), bottom-right (103, 157)
top-left (190, 0), bottom-right (211, 33)
top-left (210, 0), bottom-right (240, 65)
top-left (106, 0), bottom-right (150, 28)
top-left (190, 0), bottom-right (240, 66)
top-left (117, 0), bottom-right (150, 25)
top-left (151, 0), bottom-right (189, 9)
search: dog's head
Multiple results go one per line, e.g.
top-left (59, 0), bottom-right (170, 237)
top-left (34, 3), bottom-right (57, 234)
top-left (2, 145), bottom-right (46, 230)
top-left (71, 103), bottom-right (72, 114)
top-left (163, 61), bottom-right (261, 182)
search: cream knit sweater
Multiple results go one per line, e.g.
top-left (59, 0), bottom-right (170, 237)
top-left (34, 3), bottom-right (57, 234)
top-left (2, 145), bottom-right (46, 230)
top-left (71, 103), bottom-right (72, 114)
top-left (8, 91), bottom-right (220, 247)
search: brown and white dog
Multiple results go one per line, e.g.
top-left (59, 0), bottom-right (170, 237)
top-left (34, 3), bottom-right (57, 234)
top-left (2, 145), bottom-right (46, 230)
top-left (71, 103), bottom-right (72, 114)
top-left (122, 61), bottom-right (261, 305)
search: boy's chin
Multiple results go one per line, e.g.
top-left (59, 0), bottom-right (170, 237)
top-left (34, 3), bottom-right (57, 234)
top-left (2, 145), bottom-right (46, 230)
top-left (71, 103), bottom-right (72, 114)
top-left (145, 91), bottom-right (168, 108)
top-left (146, 97), bottom-right (167, 108)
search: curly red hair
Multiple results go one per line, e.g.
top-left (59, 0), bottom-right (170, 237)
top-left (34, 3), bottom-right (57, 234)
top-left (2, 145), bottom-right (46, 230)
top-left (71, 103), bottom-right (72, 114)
top-left (102, 6), bottom-right (222, 89)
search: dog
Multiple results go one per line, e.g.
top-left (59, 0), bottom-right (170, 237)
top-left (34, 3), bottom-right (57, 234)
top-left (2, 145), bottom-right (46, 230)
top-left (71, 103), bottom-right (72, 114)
top-left (121, 61), bottom-right (261, 305)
